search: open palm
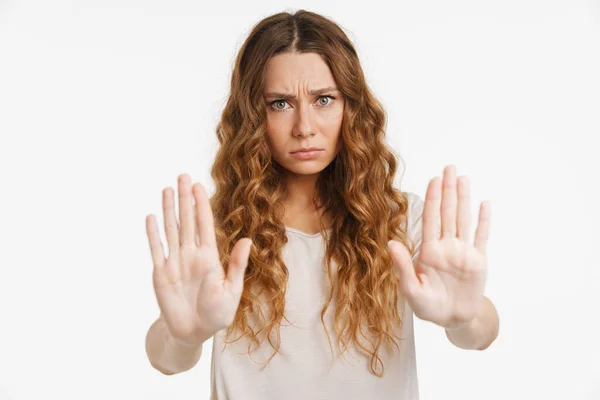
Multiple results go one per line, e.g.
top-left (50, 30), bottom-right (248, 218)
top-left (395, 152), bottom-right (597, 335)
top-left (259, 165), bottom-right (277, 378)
top-left (389, 165), bottom-right (492, 331)
top-left (146, 174), bottom-right (253, 347)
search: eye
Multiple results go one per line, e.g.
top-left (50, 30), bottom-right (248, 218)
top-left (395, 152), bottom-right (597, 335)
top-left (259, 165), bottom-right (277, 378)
top-left (317, 96), bottom-right (333, 106)
top-left (268, 95), bottom-right (336, 111)
top-left (271, 100), bottom-right (288, 111)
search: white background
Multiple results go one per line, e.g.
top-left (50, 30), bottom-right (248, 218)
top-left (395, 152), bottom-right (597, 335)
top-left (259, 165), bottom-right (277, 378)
top-left (1, 1), bottom-right (599, 399)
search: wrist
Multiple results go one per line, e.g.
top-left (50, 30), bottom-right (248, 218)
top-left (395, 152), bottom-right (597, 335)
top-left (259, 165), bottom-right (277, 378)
top-left (161, 319), bottom-right (208, 350)
top-left (172, 335), bottom-right (203, 348)
top-left (170, 329), bottom-right (212, 350)
top-left (444, 316), bottom-right (483, 350)
top-left (444, 316), bottom-right (478, 332)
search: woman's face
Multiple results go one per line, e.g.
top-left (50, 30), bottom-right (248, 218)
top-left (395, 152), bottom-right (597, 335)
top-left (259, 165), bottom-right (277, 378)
top-left (263, 52), bottom-right (344, 176)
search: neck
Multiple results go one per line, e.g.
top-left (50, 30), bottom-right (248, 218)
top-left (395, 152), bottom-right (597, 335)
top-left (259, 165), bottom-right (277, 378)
top-left (282, 172), bottom-right (319, 210)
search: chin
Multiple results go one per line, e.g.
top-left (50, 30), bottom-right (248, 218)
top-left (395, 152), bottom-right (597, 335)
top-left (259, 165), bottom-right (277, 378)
top-left (288, 165), bottom-right (326, 175)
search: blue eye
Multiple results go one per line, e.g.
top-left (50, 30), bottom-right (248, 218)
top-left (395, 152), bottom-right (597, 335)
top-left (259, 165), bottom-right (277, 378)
top-left (271, 100), bottom-right (288, 110)
top-left (318, 96), bottom-right (332, 106)
top-left (269, 95), bottom-right (335, 111)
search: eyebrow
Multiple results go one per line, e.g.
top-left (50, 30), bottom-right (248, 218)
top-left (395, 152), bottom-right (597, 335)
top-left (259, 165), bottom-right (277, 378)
top-left (264, 86), bottom-right (339, 100)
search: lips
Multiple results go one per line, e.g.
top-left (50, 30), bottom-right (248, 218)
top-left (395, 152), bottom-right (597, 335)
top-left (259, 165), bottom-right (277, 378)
top-left (291, 147), bottom-right (323, 153)
top-left (290, 149), bottom-right (323, 160)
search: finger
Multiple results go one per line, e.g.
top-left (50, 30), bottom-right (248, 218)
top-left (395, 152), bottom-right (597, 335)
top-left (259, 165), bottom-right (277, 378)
top-left (146, 214), bottom-right (166, 269)
top-left (423, 177), bottom-right (442, 244)
top-left (441, 165), bottom-right (458, 238)
top-left (474, 201), bottom-right (491, 255)
top-left (162, 187), bottom-right (180, 258)
top-left (194, 205), bottom-right (200, 246)
top-left (457, 175), bottom-right (471, 243)
top-left (193, 183), bottom-right (218, 248)
top-left (388, 240), bottom-right (422, 299)
top-left (417, 272), bottom-right (429, 289)
top-left (225, 238), bottom-right (253, 294)
top-left (178, 174), bottom-right (196, 247)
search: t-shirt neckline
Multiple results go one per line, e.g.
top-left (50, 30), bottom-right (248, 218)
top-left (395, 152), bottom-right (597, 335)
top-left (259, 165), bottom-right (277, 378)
top-left (284, 226), bottom-right (333, 238)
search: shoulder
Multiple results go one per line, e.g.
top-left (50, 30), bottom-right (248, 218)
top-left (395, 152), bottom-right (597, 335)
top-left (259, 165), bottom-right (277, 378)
top-left (402, 190), bottom-right (442, 241)
top-left (402, 191), bottom-right (425, 220)
top-left (396, 191), bottom-right (424, 240)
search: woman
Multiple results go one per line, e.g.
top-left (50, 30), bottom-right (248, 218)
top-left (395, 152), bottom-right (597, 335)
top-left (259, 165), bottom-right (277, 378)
top-left (145, 9), bottom-right (499, 400)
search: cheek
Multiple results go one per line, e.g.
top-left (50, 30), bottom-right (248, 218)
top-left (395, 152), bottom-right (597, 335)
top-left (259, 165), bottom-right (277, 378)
top-left (265, 124), bottom-right (286, 152)
top-left (316, 106), bottom-right (344, 131)
top-left (266, 112), bottom-right (291, 133)
top-left (321, 100), bottom-right (344, 120)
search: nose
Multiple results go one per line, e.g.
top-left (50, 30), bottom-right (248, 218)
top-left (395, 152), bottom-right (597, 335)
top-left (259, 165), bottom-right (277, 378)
top-left (293, 104), bottom-right (315, 138)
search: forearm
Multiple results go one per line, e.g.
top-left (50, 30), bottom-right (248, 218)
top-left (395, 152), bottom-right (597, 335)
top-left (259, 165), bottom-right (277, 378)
top-left (145, 316), bottom-right (205, 375)
top-left (445, 295), bottom-right (499, 350)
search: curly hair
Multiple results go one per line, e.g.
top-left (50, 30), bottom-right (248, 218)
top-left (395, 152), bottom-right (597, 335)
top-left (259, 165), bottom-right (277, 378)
top-left (208, 9), bottom-right (417, 377)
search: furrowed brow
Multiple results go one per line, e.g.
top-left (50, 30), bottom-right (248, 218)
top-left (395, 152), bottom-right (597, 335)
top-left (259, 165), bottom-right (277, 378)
top-left (264, 86), bottom-right (339, 100)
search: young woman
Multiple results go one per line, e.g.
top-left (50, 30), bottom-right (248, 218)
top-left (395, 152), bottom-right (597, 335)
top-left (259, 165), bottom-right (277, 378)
top-left (145, 9), bottom-right (499, 400)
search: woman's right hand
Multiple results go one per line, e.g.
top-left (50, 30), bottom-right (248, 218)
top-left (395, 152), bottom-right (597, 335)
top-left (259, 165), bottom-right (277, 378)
top-left (145, 174), bottom-right (252, 347)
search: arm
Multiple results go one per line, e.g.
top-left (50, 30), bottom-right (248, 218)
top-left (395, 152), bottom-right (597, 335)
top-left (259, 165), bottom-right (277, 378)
top-left (445, 295), bottom-right (499, 350)
top-left (145, 315), bottom-right (207, 375)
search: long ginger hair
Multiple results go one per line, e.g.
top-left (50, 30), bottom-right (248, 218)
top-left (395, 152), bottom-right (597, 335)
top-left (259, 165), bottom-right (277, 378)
top-left (208, 9), bottom-right (417, 377)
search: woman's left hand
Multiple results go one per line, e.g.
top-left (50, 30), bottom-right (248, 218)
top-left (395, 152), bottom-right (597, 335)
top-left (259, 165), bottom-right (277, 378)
top-left (388, 165), bottom-right (492, 331)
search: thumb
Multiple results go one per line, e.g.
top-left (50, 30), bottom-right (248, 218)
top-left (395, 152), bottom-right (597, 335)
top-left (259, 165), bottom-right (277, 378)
top-left (388, 240), bottom-right (420, 297)
top-left (226, 238), bottom-right (253, 293)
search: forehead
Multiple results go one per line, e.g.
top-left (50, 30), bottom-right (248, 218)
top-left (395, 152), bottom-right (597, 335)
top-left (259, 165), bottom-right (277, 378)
top-left (263, 52), bottom-right (336, 90)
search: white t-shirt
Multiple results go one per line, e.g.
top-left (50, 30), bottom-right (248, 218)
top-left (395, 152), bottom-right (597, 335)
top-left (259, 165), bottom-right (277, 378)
top-left (209, 192), bottom-right (427, 400)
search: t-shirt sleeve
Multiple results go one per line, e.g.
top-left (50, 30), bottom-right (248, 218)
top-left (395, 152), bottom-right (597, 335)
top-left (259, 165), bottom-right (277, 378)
top-left (406, 192), bottom-right (442, 263)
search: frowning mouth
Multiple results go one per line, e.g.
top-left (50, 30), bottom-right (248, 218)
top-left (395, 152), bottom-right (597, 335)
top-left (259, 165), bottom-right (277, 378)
top-left (290, 149), bottom-right (324, 159)
top-left (291, 147), bottom-right (323, 153)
